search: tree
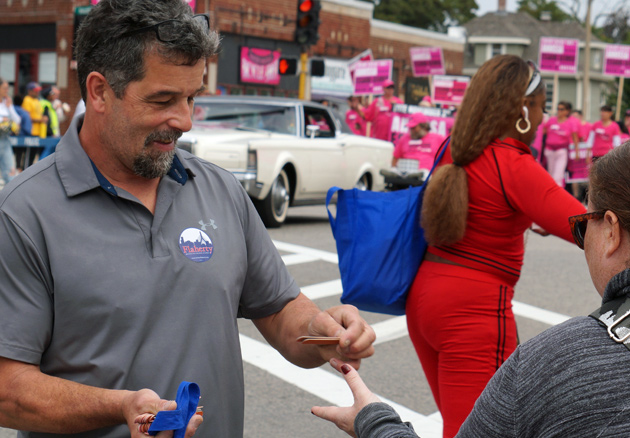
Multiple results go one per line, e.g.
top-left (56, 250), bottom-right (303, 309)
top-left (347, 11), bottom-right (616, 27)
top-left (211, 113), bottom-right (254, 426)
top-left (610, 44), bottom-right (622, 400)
top-left (517, 0), bottom-right (576, 22)
top-left (596, 4), bottom-right (630, 43)
top-left (371, 0), bottom-right (479, 33)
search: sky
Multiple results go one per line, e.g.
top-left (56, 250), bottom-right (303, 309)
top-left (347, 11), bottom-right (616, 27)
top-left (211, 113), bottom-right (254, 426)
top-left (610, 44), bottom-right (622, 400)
top-left (475, 0), bottom-right (611, 25)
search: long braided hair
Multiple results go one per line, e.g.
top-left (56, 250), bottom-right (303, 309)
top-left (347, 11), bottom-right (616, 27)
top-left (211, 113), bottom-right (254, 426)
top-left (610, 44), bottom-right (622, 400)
top-left (421, 55), bottom-right (538, 245)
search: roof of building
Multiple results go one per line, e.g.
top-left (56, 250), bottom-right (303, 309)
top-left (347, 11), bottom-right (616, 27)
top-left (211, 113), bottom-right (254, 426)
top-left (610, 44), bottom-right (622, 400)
top-left (465, 11), bottom-right (599, 42)
top-left (463, 12), bottom-right (601, 68)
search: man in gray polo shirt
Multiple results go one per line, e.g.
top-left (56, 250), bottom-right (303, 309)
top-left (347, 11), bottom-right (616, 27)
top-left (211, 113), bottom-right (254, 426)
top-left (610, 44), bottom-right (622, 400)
top-left (0, 1), bottom-right (376, 437)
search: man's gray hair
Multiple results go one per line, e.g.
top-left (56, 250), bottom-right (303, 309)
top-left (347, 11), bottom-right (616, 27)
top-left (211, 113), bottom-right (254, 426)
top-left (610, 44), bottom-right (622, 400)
top-left (75, 0), bottom-right (219, 100)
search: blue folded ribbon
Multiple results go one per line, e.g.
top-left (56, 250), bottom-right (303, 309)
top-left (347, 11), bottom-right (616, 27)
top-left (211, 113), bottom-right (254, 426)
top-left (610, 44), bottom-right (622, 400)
top-left (148, 381), bottom-right (200, 438)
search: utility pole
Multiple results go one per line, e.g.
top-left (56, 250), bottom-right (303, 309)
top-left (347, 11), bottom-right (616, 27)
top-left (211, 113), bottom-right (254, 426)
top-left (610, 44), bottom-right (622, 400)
top-left (582, 0), bottom-right (592, 119)
top-left (299, 51), bottom-right (309, 100)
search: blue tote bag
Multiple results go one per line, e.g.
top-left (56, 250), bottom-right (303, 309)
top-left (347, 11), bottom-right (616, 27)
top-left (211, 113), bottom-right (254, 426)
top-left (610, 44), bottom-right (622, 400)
top-left (326, 140), bottom-right (448, 315)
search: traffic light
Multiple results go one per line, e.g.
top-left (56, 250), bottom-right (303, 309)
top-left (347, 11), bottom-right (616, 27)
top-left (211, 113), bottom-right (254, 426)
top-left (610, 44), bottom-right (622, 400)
top-left (310, 59), bottom-right (325, 77)
top-left (295, 0), bottom-right (321, 46)
top-left (278, 57), bottom-right (298, 75)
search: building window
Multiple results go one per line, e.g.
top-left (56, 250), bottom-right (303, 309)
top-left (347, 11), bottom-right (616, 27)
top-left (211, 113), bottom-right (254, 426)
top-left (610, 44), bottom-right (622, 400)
top-left (545, 82), bottom-right (553, 113)
top-left (38, 52), bottom-right (57, 84)
top-left (491, 43), bottom-right (502, 57)
top-left (0, 50), bottom-right (56, 95)
top-left (592, 50), bottom-right (601, 71)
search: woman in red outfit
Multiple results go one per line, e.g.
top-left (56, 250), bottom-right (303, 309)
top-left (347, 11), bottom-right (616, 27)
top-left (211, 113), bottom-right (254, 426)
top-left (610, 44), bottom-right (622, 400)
top-left (407, 55), bottom-right (586, 438)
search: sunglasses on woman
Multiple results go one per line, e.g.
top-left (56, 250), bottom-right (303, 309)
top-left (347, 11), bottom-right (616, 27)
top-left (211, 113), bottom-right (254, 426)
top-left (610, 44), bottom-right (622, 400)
top-left (568, 211), bottom-right (605, 250)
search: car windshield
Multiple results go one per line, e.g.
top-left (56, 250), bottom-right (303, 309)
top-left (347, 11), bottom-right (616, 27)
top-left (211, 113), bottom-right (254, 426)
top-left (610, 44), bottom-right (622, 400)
top-left (193, 102), bottom-right (297, 135)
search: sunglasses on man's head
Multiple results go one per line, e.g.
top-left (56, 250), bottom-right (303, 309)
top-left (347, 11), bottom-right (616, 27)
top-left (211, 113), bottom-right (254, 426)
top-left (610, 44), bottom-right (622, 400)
top-left (568, 211), bottom-right (605, 250)
top-left (121, 13), bottom-right (210, 43)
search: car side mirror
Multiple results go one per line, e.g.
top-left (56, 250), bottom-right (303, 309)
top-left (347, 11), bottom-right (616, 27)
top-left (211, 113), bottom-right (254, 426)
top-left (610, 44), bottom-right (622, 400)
top-left (306, 124), bottom-right (321, 139)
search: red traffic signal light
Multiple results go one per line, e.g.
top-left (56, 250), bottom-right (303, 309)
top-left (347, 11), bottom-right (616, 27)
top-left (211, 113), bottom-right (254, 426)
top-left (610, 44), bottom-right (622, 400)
top-left (278, 57), bottom-right (298, 75)
top-left (299, 0), bottom-right (313, 12)
top-left (295, 0), bottom-right (320, 46)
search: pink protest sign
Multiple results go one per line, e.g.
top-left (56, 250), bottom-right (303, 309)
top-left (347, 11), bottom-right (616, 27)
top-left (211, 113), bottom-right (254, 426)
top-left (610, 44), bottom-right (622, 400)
top-left (410, 47), bottom-right (445, 77)
top-left (604, 44), bottom-right (630, 77)
top-left (390, 112), bottom-right (454, 144)
top-left (239, 47), bottom-right (281, 86)
top-left (539, 37), bottom-right (579, 74)
top-left (432, 75), bottom-right (469, 106)
top-left (348, 49), bottom-right (375, 83)
top-left (352, 59), bottom-right (393, 95)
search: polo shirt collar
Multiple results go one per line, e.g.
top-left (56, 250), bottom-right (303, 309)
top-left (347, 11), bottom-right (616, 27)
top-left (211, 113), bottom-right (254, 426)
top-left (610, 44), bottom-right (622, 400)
top-left (56, 114), bottom-right (191, 198)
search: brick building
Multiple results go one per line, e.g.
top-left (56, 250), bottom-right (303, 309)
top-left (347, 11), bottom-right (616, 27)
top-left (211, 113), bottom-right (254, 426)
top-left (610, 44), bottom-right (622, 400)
top-left (0, 0), bottom-right (464, 134)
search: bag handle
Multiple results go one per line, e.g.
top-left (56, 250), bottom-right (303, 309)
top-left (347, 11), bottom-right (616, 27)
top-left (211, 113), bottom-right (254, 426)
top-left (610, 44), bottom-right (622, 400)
top-left (326, 186), bottom-right (342, 231)
top-left (423, 137), bottom-right (450, 185)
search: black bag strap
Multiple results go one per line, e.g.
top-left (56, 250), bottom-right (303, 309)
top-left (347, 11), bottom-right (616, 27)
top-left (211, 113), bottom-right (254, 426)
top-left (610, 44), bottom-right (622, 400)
top-left (589, 295), bottom-right (630, 351)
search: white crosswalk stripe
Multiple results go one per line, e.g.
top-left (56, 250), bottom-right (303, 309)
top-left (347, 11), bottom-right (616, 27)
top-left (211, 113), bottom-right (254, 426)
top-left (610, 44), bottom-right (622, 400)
top-left (238, 241), bottom-right (577, 437)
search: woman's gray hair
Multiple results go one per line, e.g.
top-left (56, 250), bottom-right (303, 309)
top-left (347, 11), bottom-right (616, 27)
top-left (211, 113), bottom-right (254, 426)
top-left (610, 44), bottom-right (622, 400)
top-left (75, 0), bottom-right (219, 100)
top-left (589, 142), bottom-right (630, 233)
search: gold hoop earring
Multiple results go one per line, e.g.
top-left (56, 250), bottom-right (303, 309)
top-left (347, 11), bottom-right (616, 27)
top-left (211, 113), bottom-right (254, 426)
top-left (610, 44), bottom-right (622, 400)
top-left (516, 117), bottom-right (531, 134)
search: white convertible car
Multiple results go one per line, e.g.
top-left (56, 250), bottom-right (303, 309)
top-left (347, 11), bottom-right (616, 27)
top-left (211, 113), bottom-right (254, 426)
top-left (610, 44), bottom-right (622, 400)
top-left (178, 96), bottom-right (394, 227)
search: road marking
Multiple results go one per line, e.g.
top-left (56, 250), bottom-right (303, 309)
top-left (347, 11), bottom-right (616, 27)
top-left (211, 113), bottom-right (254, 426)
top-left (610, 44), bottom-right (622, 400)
top-left (240, 334), bottom-right (442, 438)
top-left (273, 240), bottom-right (339, 264)
top-left (273, 240), bottom-right (574, 330)
top-left (301, 279), bottom-right (343, 300)
top-left (266, 239), bottom-right (574, 437)
top-left (281, 253), bottom-right (321, 266)
top-left (369, 303), bottom-right (572, 345)
top-left (512, 300), bottom-right (571, 326)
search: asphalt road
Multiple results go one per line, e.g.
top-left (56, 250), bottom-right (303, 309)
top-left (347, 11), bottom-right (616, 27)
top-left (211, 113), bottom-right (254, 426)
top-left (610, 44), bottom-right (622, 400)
top-left (0, 205), bottom-right (599, 438)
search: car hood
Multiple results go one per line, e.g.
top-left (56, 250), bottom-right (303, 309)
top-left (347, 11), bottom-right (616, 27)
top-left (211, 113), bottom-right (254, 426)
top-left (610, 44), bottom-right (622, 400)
top-left (187, 126), bottom-right (277, 143)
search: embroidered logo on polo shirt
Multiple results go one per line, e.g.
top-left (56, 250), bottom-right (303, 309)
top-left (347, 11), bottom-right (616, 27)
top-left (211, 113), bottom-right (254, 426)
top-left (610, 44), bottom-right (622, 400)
top-left (178, 228), bottom-right (214, 263)
top-left (198, 219), bottom-right (217, 231)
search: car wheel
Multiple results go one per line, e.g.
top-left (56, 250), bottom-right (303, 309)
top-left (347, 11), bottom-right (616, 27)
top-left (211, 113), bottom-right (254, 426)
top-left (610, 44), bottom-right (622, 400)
top-left (355, 173), bottom-right (370, 191)
top-left (256, 169), bottom-right (290, 228)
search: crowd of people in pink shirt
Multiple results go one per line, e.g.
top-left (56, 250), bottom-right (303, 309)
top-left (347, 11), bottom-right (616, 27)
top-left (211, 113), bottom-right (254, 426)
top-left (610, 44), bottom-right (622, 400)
top-left (530, 102), bottom-right (626, 199)
top-left (344, 90), bottom-right (447, 172)
top-left (344, 86), bottom-right (626, 201)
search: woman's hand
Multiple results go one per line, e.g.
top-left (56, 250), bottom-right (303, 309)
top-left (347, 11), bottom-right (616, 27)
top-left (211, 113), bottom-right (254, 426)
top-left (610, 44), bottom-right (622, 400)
top-left (311, 359), bottom-right (381, 437)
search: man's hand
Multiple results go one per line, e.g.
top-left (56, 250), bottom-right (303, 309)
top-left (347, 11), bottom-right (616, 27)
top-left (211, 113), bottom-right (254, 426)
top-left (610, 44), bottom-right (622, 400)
top-left (254, 294), bottom-right (376, 369)
top-left (306, 305), bottom-right (376, 370)
top-left (123, 390), bottom-right (203, 438)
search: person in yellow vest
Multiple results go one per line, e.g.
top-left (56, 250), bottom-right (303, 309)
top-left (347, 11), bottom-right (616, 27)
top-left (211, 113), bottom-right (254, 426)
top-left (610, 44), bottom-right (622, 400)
top-left (40, 87), bottom-right (60, 137)
top-left (21, 82), bottom-right (48, 138)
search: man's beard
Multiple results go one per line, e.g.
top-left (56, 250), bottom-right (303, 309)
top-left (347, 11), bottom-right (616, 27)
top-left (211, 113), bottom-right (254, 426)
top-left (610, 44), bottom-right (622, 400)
top-left (133, 129), bottom-right (182, 179)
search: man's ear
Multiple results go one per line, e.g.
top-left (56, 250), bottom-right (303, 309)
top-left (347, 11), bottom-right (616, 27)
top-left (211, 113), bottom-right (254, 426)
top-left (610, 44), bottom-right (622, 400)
top-left (85, 72), bottom-right (110, 114)
top-left (603, 211), bottom-right (623, 258)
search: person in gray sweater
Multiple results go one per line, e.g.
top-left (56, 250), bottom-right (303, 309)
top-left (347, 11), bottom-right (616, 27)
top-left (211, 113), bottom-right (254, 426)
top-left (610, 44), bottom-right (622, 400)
top-left (312, 142), bottom-right (630, 438)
